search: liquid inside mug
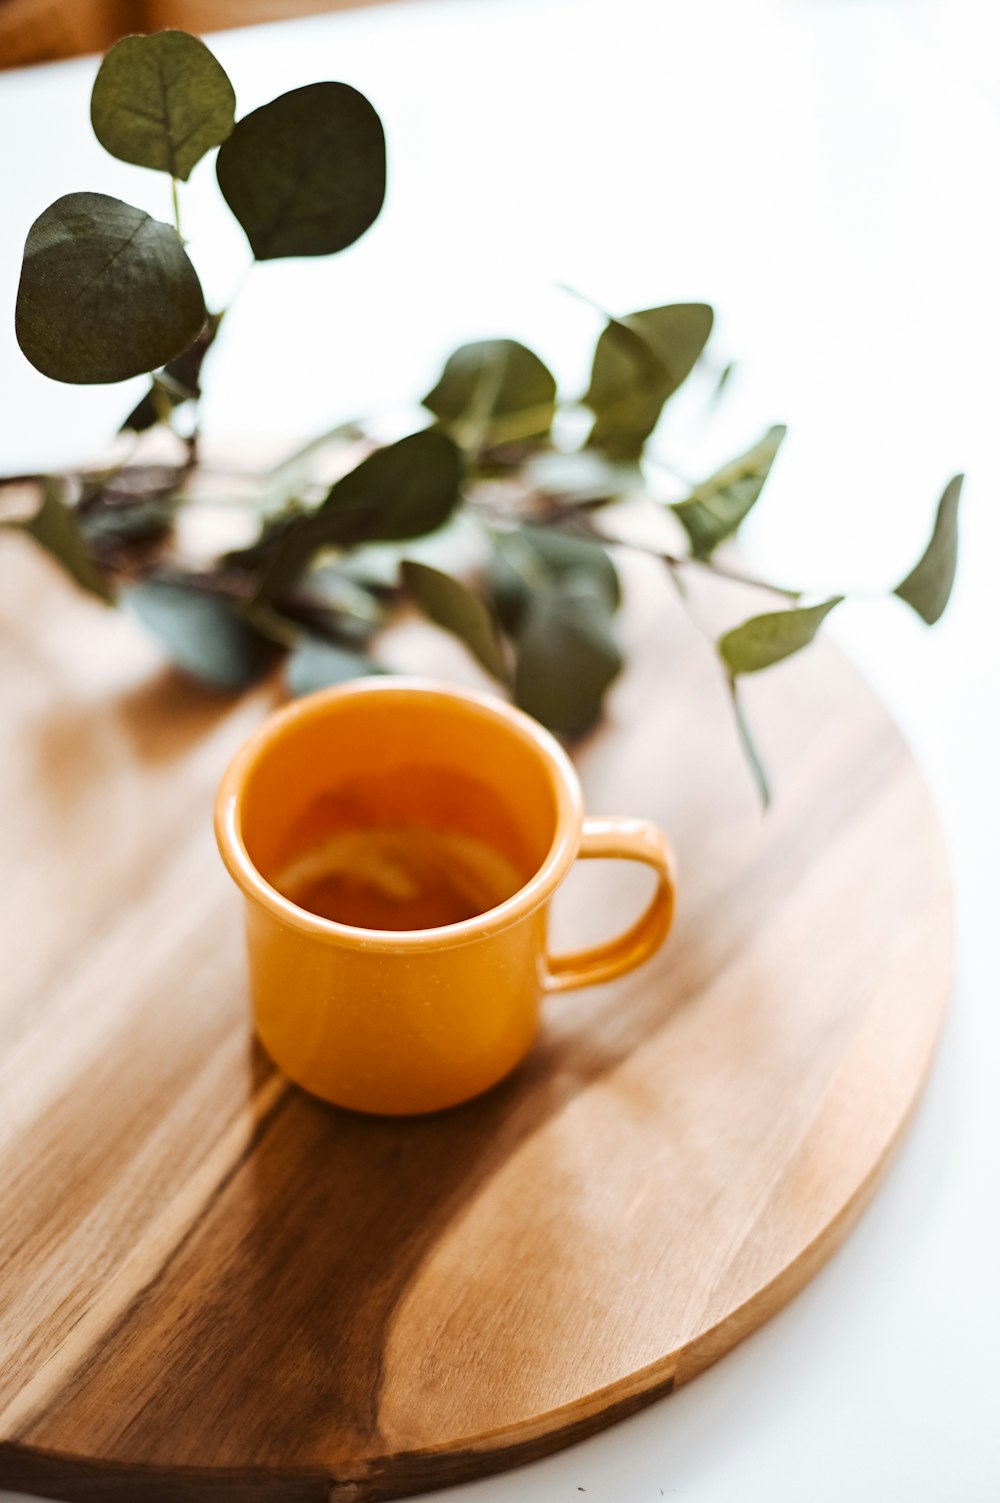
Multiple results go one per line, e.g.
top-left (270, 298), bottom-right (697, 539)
top-left (215, 678), bottom-right (677, 1115)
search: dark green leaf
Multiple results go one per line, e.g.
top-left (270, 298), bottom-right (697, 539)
top-left (728, 676), bottom-right (771, 809)
top-left (893, 475), bottom-right (963, 625)
top-left (90, 31), bottom-right (235, 181)
top-left (286, 637), bottom-right (383, 697)
top-left (585, 303), bottom-right (714, 459)
top-left (423, 339), bottom-right (557, 442)
top-left (322, 430), bottom-right (464, 544)
top-left (216, 82), bottom-right (385, 260)
top-left (672, 426), bottom-right (786, 558)
top-left (20, 479), bottom-right (113, 603)
top-left (121, 311), bottom-right (223, 433)
top-left (490, 524), bottom-right (620, 633)
top-left (125, 577), bottom-right (278, 688)
top-left (16, 193), bottom-right (206, 385)
top-left (402, 559), bottom-right (508, 682)
top-left (514, 577), bottom-right (623, 737)
top-left (719, 596), bottom-right (843, 676)
top-left (262, 430), bottom-right (463, 599)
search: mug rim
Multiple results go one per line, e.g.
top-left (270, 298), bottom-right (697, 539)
top-left (214, 676), bottom-right (584, 951)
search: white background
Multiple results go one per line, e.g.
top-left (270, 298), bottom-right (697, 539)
top-left (2, 0), bottom-right (999, 1498)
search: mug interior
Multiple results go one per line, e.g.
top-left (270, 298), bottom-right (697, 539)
top-left (233, 683), bottom-right (569, 933)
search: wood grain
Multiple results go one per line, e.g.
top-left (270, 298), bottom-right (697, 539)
top-left (0, 534), bottom-right (952, 1502)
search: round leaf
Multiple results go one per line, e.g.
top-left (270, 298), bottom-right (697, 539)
top-left (718, 597), bottom-right (843, 676)
top-left (216, 83), bottom-right (386, 260)
top-left (16, 193), bottom-right (206, 385)
top-left (91, 31), bottom-right (236, 182)
top-left (423, 340), bottom-right (557, 441)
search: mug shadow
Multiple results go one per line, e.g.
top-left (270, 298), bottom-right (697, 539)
top-left (214, 950), bottom-right (693, 1469)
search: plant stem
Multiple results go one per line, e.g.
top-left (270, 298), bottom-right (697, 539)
top-left (170, 178), bottom-right (182, 237)
top-left (686, 555), bottom-right (802, 600)
top-left (523, 505), bottom-right (803, 600)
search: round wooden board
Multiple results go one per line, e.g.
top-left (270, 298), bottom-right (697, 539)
top-left (0, 540), bottom-right (952, 1503)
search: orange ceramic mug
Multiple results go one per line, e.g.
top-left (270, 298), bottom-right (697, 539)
top-left (215, 678), bottom-right (676, 1115)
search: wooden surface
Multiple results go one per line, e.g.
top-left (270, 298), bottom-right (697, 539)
top-left (0, 536), bottom-right (952, 1503)
top-left (0, 0), bottom-right (400, 69)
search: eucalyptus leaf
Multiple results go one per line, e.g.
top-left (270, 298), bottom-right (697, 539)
top-left (585, 303), bottom-right (714, 459)
top-left (91, 31), bottom-right (236, 181)
top-left (402, 560), bottom-right (508, 682)
top-left (126, 577), bottom-right (278, 688)
top-left (287, 637), bottom-right (383, 697)
top-left (514, 577), bottom-right (623, 737)
top-left (216, 82), bottom-right (385, 260)
top-left (424, 340), bottom-right (557, 442)
top-left (490, 524), bottom-right (620, 633)
top-left (16, 193), bottom-right (206, 385)
top-left (894, 474), bottom-right (963, 625)
top-left (719, 596), bottom-right (843, 676)
top-left (121, 311), bottom-right (223, 433)
top-left (672, 425), bottom-right (787, 558)
top-left (19, 479), bottom-right (113, 603)
top-left (711, 361), bottom-right (736, 404)
top-left (262, 429), bottom-right (463, 599)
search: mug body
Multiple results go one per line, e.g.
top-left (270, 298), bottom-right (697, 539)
top-left (215, 679), bottom-right (583, 1114)
top-left (242, 897), bottom-right (549, 1114)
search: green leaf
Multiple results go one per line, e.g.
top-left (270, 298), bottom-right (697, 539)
top-left (490, 524), bottom-right (620, 633)
top-left (514, 577), bottom-right (623, 737)
top-left (262, 430), bottom-right (464, 599)
top-left (584, 303), bottom-right (714, 459)
top-left (672, 425), bottom-right (787, 558)
top-left (16, 193), bottom-right (206, 385)
top-left (216, 82), bottom-right (385, 260)
top-left (710, 361), bottom-right (736, 405)
top-left (322, 430), bottom-right (464, 544)
top-left (893, 475), bottom-right (963, 625)
top-left (120, 311), bottom-right (223, 433)
top-left (19, 478), bottom-right (113, 603)
top-left (125, 577), bottom-right (279, 688)
top-left (402, 560), bottom-right (508, 683)
top-left (727, 676), bottom-right (771, 809)
top-left (719, 596), bottom-right (843, 676)
top-left (90, 31), bottom-right (236, 181)
top-left (286, 637), bottom-right (384, 697)
top-left (423, 340), bottom-right (557, 442)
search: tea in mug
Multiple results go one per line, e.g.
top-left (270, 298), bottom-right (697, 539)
top-left (275, 826), bottom-right (526, 931)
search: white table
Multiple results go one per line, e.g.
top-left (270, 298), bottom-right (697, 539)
top-left (2, 1), bottom-right (999, 1498)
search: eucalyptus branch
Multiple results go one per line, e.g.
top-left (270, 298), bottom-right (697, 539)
top-left (7, 26), bottom-right (962, 808)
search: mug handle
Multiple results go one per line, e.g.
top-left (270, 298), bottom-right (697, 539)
top-left (543, 816), bottom-right (677, 994)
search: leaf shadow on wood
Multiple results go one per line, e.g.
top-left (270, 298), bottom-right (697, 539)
top-left (37, 931), bottom-right (697, 1488)
top-left (113, 666), bottom-right (246, 765)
